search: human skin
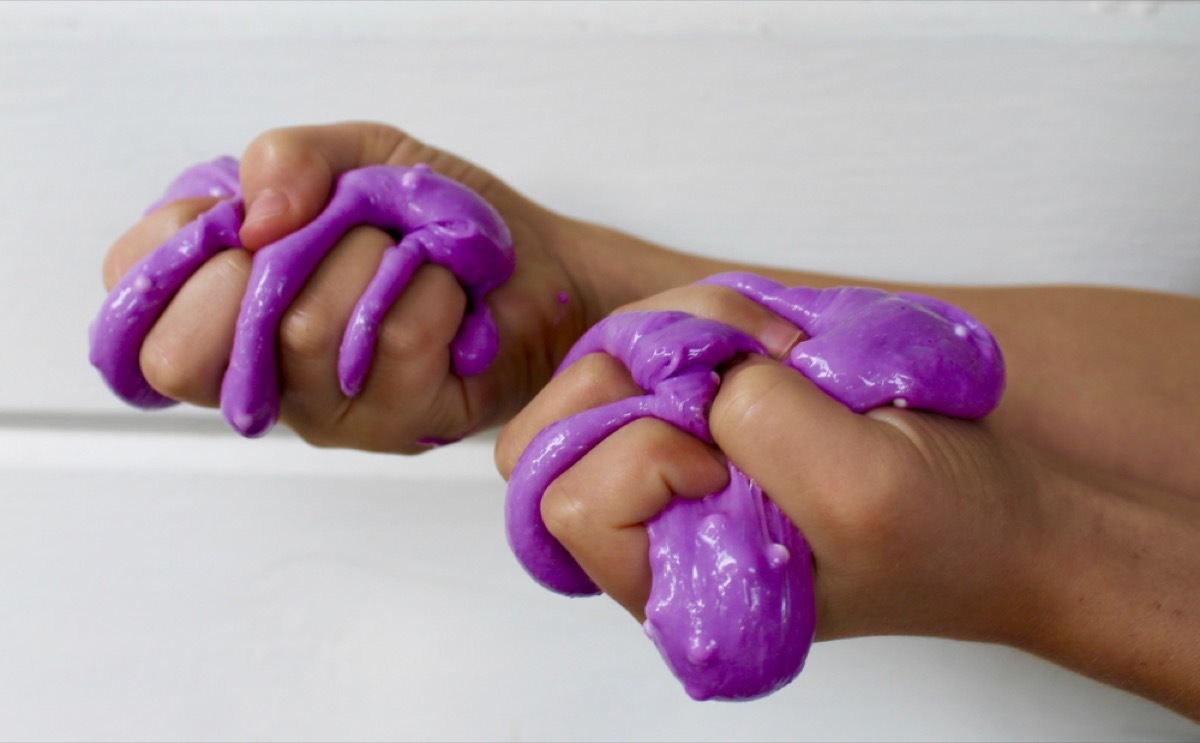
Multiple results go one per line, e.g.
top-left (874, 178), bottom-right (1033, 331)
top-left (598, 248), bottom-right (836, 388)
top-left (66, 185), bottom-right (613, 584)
top-left (103, 122), bottom-right (1200, 720)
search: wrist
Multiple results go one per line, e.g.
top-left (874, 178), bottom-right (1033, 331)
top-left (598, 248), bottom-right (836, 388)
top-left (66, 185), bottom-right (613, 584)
top-left (556, 217), bottom-right (725, 323)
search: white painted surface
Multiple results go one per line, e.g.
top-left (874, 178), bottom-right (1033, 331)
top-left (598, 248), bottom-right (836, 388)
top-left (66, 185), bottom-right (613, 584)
top-left (0, 2), bottom-right (1197, 740)
top-left (2, 430), bottom-right (1196, 743)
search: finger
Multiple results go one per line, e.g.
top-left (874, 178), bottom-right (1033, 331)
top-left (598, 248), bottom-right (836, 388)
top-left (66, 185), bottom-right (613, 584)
top-left (140, 247), bottom-right (251, 407)
top-left (495, 352), bottom-right (644, 478)
top-left (709, 355), bottom-right (906, 538)
top-left (274, 225), bottom-right (392, 439)
top-left (617, 284), bottom-right (805, 360)
top-left (276, 229), bottom-right (468, 451)
top-left (709, 355), bottom-right (914, 641)
top-left (542, 418), bottom-right (728, 621)
top-left (338, 262), bottom-right (469, 451)
top-left (237, 122), bottom-right (508, 249)
top-left (103, 196), bottom-right (220, 290)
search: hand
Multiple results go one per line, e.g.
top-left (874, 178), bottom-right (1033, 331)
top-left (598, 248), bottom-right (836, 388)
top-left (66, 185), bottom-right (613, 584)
top-left (497, 283), bottom-right (1200, 719)
top-left (103, 122), bottom-right (602, 452)
top-left (494, 284), bottom-right (1041, 640)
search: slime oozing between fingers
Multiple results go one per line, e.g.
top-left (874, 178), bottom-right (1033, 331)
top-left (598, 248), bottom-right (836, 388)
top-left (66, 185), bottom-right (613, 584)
top-left (90, 160), bottom-right (1005, 704)
top-left (89, 157), bottom-right (515, 436)
top-left (505, 273), bottom-right (1005, 701)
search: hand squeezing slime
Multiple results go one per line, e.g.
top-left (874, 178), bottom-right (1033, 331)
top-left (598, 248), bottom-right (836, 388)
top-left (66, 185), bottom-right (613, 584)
top-left (505, 272), bottom-right (1005, 700)
top-left (88, 157), bottom-right (514, 437)
top-left (89, 159), bottom-right (1005, 702)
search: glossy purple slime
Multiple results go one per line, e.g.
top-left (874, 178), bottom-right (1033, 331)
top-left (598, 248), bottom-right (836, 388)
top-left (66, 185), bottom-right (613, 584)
top-left (505, 273), bottom-right (1005, 701)
top-left (89, 157), bottom-right (514, 436)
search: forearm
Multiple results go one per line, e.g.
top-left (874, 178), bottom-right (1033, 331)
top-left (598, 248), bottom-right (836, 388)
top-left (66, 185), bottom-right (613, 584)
top-left (560, 218), bottom-right (866, 327)
top-left (1023, 461), bottom-right (1200, 720)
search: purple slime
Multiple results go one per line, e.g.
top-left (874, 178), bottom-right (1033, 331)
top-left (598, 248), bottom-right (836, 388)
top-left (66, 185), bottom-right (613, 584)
top-left (505, 272), bottom-right (1005, 701)
top-left (89, 157), bottom-right (514, 437)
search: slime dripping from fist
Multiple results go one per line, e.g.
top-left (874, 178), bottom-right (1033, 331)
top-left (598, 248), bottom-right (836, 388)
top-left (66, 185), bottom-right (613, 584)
top-left (504, 273), bottom-right (1005, 701)
top-left (88, 156), bottom-right (515, 437)
top-left (89, 159), bottom-right (1005, 702)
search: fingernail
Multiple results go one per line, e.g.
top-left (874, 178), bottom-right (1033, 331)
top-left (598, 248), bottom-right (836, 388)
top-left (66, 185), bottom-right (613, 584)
top-left (760, 318), bottom-right (804, 360)
top-left (244, 188), bottom-right (289, 225)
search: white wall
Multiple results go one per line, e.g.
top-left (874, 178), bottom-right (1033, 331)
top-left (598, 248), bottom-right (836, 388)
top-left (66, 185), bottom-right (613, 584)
top-left (1, 2), bottom-right (1197, 740)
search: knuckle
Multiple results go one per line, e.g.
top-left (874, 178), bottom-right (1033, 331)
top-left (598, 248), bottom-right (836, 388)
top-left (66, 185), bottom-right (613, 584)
top-left (156, 197), bottom-right (212, 233)
top-left (101, 245), bottom-right (130, 292)
top-left (243, 126), bottom-right (296, 167)
top-left (139, 251), bottom-right (247, 405)
top-left (108, 197), bottom-right (223, 289)
top-left (289, 422), bottom-right (335, 449)
top-left (494, 423), bottom-right (522, 479)
top-left (139, 346), bottom-right (185, 401)
top-left (710, 365), bottom-right (774, 441)
top-left (383, 128), bottom-right (437, 167)
top-left (140, 337), bottom-right (205, 404)
top-left (208, 247), bottom-right (251, 283)
top-left (570, 353), bottom-right (615, 392)
top-left (541, 479), bottom-right (592, 543)
top-left (279, 305), bottom-right (340, 363)
top-left (289, 421), bottom-right (366, 453)
top-left (627, 419), bottom-right (682, 463)
top-left (620, 419), bottom-right (724, 497)
top-left (380, 129), bottom-right (485, 191)
top-left (564, 352), bottom-right (638, 403)
top-left (279, 402), bottom-right (355, 451)
top-left (375, 267), bottom-right (462, 361)
top-left (376, 312), bottom-right (444, 360)
top-left (691, 285), bottom-right (745, 318)
top-left (293, 419), bottom-right (407, 454)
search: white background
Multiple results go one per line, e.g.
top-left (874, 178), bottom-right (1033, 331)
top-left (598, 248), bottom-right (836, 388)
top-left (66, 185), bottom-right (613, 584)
top-left (1, 1), bottom-right (1197, 740)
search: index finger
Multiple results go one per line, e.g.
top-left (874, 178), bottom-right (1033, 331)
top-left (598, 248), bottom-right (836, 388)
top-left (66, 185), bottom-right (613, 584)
top-left (102, 196), bottom-right (221, 291)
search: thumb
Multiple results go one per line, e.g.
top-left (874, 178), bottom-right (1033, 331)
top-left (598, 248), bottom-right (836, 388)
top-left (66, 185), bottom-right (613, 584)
top-left (236, 122), bottom-right (443, 249)
top-left (709, 355), bottom-right (907, 531)
top-left (710, 355), bottom-right (1033, 643)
